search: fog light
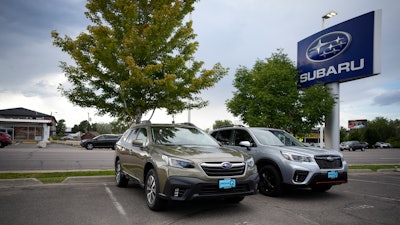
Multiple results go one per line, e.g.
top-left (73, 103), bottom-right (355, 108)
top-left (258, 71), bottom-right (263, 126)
top-left (294, 170), bottom-right (309, 182)
top-left (174, 188), bottom-right (180, 197)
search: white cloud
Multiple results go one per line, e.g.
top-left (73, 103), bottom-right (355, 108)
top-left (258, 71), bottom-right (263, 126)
top-left (0, 0), bottom-right (399, 131)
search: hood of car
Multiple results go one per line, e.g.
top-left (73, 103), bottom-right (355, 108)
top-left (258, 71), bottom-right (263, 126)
top-left (274, 145), bottom-right (343, 157)
top-left (154, 144), bottom-right (249, 162)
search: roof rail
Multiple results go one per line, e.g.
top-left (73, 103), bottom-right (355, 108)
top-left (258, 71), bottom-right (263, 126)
top-left (141, 120), bottom-right (151, 124)
top-left (178, 122), bottom-right (197, 127)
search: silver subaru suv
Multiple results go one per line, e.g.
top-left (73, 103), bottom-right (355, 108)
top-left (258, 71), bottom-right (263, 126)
top-left (114, 122), bottom-right (259, 211)
top-left (210, 127), bottom-right (347, 196)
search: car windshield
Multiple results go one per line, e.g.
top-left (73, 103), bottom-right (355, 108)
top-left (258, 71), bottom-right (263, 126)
top-left (251, 128), bottom-right (305, 147)
top-left (151, 126), bottom-right (219, 146)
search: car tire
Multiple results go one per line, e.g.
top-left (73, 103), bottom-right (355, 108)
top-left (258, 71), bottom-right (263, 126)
top-left (258, 165), bottom-right (283, 197)
top-left (145, 169), bottom-right (167, 211)
top-left (115, 160), bottom-right (129, 187)
top-left (311, 184), bottom-right (332, 192)
top-left (86, 143), bottom-right (94, 150)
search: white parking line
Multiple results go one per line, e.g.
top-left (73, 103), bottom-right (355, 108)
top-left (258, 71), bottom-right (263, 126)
top-left (104, 184), bottom-right (127, 216)
top-left (349, 178), bottom-right (400, 187)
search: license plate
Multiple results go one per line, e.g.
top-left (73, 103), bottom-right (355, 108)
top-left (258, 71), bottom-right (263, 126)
top-left (328, 171), bottom-right (339, 179)
top-left (219, 179), bottom-right (236, 189)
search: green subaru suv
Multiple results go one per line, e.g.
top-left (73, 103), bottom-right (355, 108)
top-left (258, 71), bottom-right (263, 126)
top-left (114, 122), bottom-right (259, 211)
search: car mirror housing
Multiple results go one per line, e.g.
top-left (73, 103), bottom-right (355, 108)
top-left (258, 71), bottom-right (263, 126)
top-left (132, 139), bottom-right (144, 147)
top-left (239, 141), bottom-right (251, 150)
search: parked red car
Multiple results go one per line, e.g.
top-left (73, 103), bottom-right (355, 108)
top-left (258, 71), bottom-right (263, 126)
top-left (0, 132), bottom-right (12, 148)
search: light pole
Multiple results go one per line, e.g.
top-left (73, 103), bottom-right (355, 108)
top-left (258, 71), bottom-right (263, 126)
top-left (321, 10), bottom-right (340, 150)
top-left (322, 10), bottom-right (337, 29)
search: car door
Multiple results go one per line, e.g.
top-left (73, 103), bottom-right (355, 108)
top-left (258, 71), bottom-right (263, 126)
top-left (125, 127), bottom-right (149, 180)
top-left (94, 135), bottom-right (107, 148)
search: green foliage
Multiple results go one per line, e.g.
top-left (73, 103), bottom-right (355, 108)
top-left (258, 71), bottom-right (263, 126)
top-left (0, 170), bottom-right (114, 183)
top-left (56, 119), bottom-right (67, 137)
top-left (342, 117), bottom-right (400, 147)
top-left (51, 0), bottom-right (227, 124)
top-left (213, 120), bottom-right (234, 129)
top-left (226, 49), bottom-right (335, 135)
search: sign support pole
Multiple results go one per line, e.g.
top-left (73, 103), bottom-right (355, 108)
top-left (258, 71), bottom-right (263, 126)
top-left (325, 82), bottom-right (340, 150)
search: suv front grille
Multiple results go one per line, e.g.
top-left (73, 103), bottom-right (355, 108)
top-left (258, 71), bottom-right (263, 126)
top-left (314, 155), bottom-right (343, 169)
top-left (200, 162), bottom-right (245, 176)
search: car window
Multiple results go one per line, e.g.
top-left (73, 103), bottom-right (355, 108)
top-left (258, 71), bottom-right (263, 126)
top-left (250, 129), bottom-right (285, 146)
top-left (151, 126), bottom-right (219, 146)
top-left (212, 130), bottom-right (233, 145)
top-left (136, 128), bottom-right (148, 142)
top-left (125, 127), bottom-right (147, 143)
top-left (268, 129), bottom-right (305, 146)
top-left (234, 129), bottom-right (255, 146)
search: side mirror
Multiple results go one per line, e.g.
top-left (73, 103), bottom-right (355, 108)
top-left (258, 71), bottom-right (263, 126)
top-left (239, 141), bottom-right (251, 150)
top-left (132, 139), bottom-right (144, 147)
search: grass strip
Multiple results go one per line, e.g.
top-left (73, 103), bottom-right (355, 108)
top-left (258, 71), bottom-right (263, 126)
top-left (0, 170), bottom-right (114, 183)
top-left (348, 164), bottom-right (399, 172)
top-left (0, 165), bottom-right (398, 184)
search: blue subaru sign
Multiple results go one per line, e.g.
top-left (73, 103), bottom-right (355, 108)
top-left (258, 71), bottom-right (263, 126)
top-left (297, 10), bottom-right (381, 88)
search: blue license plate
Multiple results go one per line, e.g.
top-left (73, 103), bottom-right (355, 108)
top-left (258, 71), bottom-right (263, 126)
top-left (328, 171), bottom-right (339, 179)
top-left (219, 179), bottom-right (236, 189)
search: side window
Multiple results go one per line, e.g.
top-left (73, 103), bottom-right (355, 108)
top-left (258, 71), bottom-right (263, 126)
top-left (125, 128), bottom-right (139, 144)
top-left (234, 130), bottom-right (255, 146)
top-left (136, 128), bottom-right (148, 143)
top-left (213, 130), bottom-right (233, 145)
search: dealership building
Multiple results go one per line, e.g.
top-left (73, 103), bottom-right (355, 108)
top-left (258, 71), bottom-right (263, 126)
top-left (0, 107), bottom-right (57, 143)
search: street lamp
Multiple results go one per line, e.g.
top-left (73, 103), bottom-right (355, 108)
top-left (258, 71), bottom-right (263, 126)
top-left (322, 10), bottom-right (337, 29)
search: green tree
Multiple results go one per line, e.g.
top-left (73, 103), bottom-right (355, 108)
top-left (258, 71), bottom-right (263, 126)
top-left (51, 0), bottom-right (227, 124)
top-left (78, 120), bottom-right (91, 133)
top-left (213, 120), bottom-right (234, 129)
top-left (110, 119), bottom-right (131, 134)
top-left (226, 49), bottom-right (336, 135)
top-left (340, 126), bottom-right (347, 142)
top-left (56, 119), bottom-right (67, 137)
top-left (93, 122), bottom-right (113, 134)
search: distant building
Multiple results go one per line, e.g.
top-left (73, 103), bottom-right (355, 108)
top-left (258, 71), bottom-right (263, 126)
top-left (0, 107), bottom-right (57, 142)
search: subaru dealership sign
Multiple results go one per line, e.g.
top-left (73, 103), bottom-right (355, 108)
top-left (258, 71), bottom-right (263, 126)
top-left (297, 10), bottom-right (381, 88)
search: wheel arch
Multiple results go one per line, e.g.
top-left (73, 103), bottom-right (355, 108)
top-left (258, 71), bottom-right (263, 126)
top-left (256, 158), bottom-right (283, 181)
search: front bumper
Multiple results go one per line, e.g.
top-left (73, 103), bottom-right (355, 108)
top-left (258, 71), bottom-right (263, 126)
top-left (309, 171), bottom-right (348, 186)
top-left (161, 173), bottom-right (259, 201)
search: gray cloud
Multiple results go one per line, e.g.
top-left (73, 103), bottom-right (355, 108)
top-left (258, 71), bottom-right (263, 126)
top-left (373, 89), bottom-right (400, 106)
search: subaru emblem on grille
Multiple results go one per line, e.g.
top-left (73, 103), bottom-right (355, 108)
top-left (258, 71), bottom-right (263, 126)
top-left (221, 162), bottom-right (232, 169)
top-left (326, 156), bottom-right (334, 161)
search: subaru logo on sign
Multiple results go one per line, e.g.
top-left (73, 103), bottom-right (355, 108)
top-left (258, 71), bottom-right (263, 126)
top-left (306, 31), bottom-right (352, 62)
top-left (221, 162), bottom-right (232, 169)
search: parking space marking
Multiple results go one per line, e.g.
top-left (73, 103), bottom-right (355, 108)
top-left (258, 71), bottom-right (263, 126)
top-left (104, 184), bottom-right (127, 216)
top-left (348, 178), bottom-right (400, 187)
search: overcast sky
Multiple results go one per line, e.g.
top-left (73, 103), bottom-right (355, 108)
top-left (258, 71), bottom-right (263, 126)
top-left (0, 0), bottom-right (399, 130)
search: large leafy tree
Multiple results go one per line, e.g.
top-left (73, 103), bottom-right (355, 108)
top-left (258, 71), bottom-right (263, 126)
top-left (52, 0), bottom-right (227, 123)
top-left (226, 49), bottom-right (336, 135)
top-left (55, 119), bottom-right (67, 137)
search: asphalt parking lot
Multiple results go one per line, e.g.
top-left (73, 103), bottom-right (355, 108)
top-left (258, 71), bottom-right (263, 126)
top-left (0, 144), bottom-right (399, 224)
top-left (1, 171), bottom-right (399, 225)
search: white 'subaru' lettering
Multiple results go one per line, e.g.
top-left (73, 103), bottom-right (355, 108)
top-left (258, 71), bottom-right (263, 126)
top-left (300, 58), bottom-right (364, 83)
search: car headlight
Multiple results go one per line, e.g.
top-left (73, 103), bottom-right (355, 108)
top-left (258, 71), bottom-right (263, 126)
top-left (246, 157), bottom-right (255, 168)
top-left (281, 151), bottom-right (312, 162)
top-left (162, 155), bottom-right (195, 168)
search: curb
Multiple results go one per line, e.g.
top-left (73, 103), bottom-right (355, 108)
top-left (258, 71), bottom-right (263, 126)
top-left (0, 176), bottom-right (114, 188)
top-left (62, 176), bottom-right (114, 183)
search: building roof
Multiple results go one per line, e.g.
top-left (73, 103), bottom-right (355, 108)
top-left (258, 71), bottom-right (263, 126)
top-left (0, 107), bottom-right (50, 117)
top-left (0, 107), bottom-right (56, 123)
